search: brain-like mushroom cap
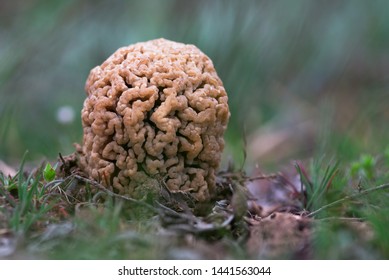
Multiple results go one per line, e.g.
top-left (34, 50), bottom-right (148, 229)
top-left (78, 38), bottom-right (230, 201)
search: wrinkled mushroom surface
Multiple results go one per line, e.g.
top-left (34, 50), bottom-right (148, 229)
top-left (78, 38), bottom-right (230, 201)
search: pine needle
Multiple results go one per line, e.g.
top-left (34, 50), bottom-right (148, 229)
top-left (307, 182), bottom-right (389, 217)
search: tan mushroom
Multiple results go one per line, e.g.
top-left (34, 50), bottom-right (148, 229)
top-left (78, 38), bottom-right (230, 201)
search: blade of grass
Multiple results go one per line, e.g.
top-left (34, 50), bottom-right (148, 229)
top-left (311, 161), bottom-right (339, 209)
top-left (307, 182), bottom-right (389, 217)
top-left (296, 160), bottom-right (340, 211)
top-left (295, 162), bottom-right (312, 208)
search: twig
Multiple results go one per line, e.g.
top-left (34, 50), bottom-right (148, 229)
top-left (307, 182), bottom-right (389, 217)
top-left (218, 171), bottom-right (278, 181)
top-left (314, 217), bottom-right (365, 222)
top-left (58, 153), bottom-right (66, 166)
top-left (73, 175), bottom-right (157, 213)
top-left (240, 125), bottom-right (247, 172)
top-left (242, 173), bottom-right (279, 183)
top-left (0, 185), bottom-right (17, 207)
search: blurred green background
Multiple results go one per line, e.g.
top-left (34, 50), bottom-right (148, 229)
top-left (1, 0), bottom-right (388, 168)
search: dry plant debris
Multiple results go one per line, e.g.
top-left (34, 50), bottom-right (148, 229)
top-left (246, 212), bottom-right (311, 258)
top-left (0, 155), bottom-right (381, 259)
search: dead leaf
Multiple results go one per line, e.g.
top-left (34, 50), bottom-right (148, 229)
top-left (0, 160), bottom-right (16, 177)
top-left (246, 212), bottom-right (311, 258)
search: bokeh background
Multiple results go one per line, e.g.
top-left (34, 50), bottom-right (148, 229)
top-left (1, 0), bottom-right (388, 170)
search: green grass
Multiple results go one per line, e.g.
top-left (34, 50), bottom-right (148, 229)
top-left (308, 151), bottom-right (389, 259)
top-left (0, 154), bottom-right (55, 234)
top-left (1, 149), bottom-right (389, 259)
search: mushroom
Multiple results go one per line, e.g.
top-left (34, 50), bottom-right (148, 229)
top-left (78, 38), bottom-right (230, 201)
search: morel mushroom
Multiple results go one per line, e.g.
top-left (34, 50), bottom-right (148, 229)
top-left (78, 38), bottom-right (230, 201)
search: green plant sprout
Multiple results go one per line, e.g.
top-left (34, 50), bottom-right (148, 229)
top-left (350, 154), bottom-right (376, 180)
top-left (43, 162), bottom-right (57, 182)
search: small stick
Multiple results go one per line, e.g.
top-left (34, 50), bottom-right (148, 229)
top-left (73, 175), bottom-right (157, 213)
top-left (240, 173), bottom-right (279, 183)
top-left (58, 153), bottom-right (66, 166)
top-left (315, 217), bottom-right (365, 222)
top-left (0, 185), bottom-right (17, 207)
top-left (307, 182), bottom-right (389, 218)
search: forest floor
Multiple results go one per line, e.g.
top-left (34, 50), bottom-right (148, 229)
top-left (0, 150), bottom-right (387, 260)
